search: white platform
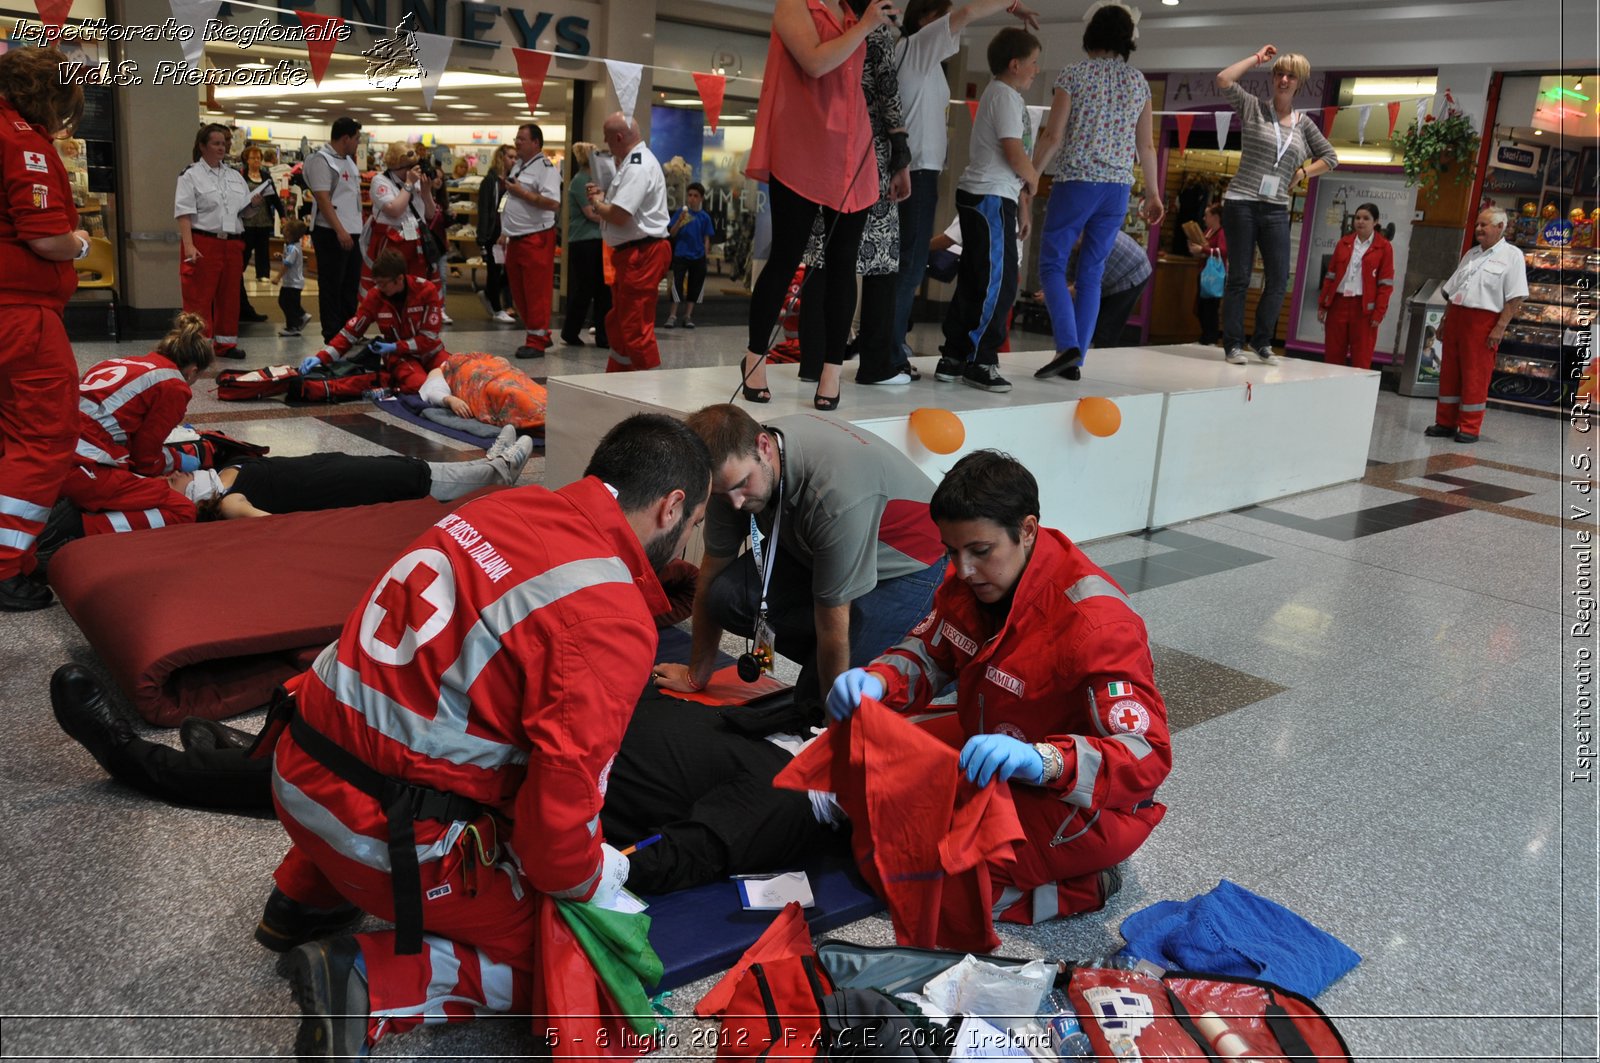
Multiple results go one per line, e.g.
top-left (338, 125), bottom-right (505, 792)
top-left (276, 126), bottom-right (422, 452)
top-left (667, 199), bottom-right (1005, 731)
top-left (545, 344), bottom-right (1379, 542)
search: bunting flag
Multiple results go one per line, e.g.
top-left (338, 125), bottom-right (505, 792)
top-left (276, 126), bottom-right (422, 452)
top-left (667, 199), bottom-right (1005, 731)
top-left (692, 71), bottom-right (726, 132)
top-left (1356, 104), bottom-right (1372, 144)
top-left (1026, 104), bottom-right (1048, 144)
top-left (966, 99), bottom-right (979, 123)
top-left (33, 0), bottom-right (72, 34)
top-left (1174, 112), bottom-right (1195, 153)
top-left (605, 59), bottom-right (643, 117)
top-left (1214, 111), bottom-right (1232, 150)
top-left (512, 48), bottom-right (553, 115)
top-left (1321, 106), bottom-right (1338, 134)
top-left (414, 31), bottom-right (454, 110)
top-left (294, 12), bottom-right (344, 86)
top-left (168, 0), bottom-right (221, 71)
top-left (1385, 101), bottom-right (1402, 138)
top-left (1414, 96), bottom-right (1429, 129)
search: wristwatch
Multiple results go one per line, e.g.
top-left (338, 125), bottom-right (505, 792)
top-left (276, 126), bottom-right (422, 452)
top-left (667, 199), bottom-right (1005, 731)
top-left (75, 235), bottom-right (91, 259)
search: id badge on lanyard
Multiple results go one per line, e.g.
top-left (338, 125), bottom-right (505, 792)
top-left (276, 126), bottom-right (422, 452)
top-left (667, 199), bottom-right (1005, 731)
top-left (1261, 118), bottom-right (1293, 198)
top-left (749, 515), bottom-right (777, 673)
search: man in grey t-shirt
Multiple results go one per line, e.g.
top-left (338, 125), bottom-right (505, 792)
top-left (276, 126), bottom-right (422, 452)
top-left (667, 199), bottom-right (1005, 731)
top-left (303, 116), bottom-right (364, 342)
top-left (652, 405), bottom-right (948, 714)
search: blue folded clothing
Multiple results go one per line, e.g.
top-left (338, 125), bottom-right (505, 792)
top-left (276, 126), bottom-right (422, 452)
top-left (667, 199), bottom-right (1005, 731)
top-left (1118, 879), bottom-right (1360, 999)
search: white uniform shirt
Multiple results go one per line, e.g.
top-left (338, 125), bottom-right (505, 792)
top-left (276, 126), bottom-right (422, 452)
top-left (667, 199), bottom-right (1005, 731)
top-left (1442, 237), bottom-right (1529, 312)
top-left (500, 152), bottom-right (562, 237)
top-left (369, 170), bottom-right (428, 238)
top-left (894, 13), bottom-right (960, 173)
top-left (173, 160), bottom-right (251, 234)
top-left (303, 144), bottom-right (362, 233)
top-left (602, 142), bottom-right (669, 246)
top-left (1337, 235), bottom-right (1371, 296)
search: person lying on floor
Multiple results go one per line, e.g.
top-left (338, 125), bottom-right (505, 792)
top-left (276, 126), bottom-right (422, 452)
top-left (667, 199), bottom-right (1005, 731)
top-left (170, 423), bottom-right (534, 519)
top-left (50, 667), bottom-right (842, 898)
top-left (297, 247), bottom-right (447, 394)
top-left (416, 352), bottom-right (548, 431)
top-left (827, 449), bottom-right (1171, 924)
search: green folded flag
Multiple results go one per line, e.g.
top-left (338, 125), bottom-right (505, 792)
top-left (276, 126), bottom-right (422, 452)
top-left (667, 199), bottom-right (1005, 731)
top-left (555, 899), bottom-right (665, 1037)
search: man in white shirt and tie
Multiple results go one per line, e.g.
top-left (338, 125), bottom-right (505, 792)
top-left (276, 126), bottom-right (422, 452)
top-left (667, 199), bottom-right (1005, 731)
top-left (498, 123), bottom-right (563, 359)
top-left (1425, 207), bottom-right (1527, 443)
top-left (587, 114), bottom-right (672, 372)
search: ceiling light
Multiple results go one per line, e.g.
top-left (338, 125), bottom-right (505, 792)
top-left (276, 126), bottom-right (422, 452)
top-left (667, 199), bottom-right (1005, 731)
top-left (433, 94), bottom-right (459, 101)
top-left (446, 104), bottom-right (474, 109)
top-left (496, 91), bottom-right (526, 98)
top-left (1347, 77), bottom-right (1437, 99)
top-left (1534, 129), bottom-right (1543, 135)
top-left (323, 98), bottom-right (344, 104)
top-left (1161, 0), bottom-right (1178, 5)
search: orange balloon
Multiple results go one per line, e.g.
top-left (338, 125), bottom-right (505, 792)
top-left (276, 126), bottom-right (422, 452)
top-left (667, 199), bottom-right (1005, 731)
top-left (1076, 396), bottom-right (1122, 437)
top-left (909, 407), bottom-right (965, 454)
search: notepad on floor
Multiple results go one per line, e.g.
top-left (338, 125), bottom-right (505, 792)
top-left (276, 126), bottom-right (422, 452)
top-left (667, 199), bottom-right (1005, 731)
top-left (736, 871), bottom-right (814, 910)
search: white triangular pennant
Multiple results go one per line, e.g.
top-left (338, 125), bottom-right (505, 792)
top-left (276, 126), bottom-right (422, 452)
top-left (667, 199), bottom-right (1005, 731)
top-left (1357, 105), bottom-right (1372, 144)
top-left (1214, 111), bottom-right (1231, 150)
top-left (1026, 105), bottom-right (1048, 144)
top-left (414, 31), bottom-right (453, 110)
top-left (605, 59), bottom-right (643, 117)
top-left (168, 0), bottom-right (220, 72)
top-left (1415, 96), bottom-right (1429, 130)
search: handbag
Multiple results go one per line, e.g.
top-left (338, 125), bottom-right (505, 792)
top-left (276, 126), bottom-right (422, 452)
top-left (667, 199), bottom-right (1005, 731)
top-left (1199, 250), bottom-right (1226, 299)
top-left (410, 195), bottom-right (445, 262)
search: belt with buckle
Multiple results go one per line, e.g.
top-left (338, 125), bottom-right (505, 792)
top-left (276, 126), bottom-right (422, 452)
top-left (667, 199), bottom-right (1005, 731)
top-left (191, 229), bottom-right (241, 240)
top-left (614, 235), bottom-right (666, 252)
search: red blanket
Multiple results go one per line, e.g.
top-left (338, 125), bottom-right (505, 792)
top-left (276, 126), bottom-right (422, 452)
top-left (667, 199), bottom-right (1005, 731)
top-left (50, 496), bottom-right (457, 725)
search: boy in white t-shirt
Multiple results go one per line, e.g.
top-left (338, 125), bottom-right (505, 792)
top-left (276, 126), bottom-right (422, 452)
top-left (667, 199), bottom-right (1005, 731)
top-left (937, 27), bottom-right (1040, 394)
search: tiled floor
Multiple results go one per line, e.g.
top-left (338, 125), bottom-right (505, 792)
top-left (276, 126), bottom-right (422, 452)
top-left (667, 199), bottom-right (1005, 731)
top-left (1, 314), bottom-right (1593, 1060)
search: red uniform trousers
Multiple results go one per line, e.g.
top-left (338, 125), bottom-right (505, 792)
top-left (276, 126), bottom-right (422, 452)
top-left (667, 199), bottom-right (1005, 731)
top-left (0, 307), bottom-right (78, 579)
top-left (272, 736), bottom-right (534, 1047)
top-left (505, 229), bottom-right (556, 350)
top-left (1322, 294), bottom-right (1378, 370)
top-left (58, 464), bottom-right (196, 535)
top-left (604, 238), bottom-right (672, 373)
top-left (1436, 304), bottom-right (1500, 436)
top-left (180, 233), bottom-right (244, 353)
top-left (991, 790), bottom-right (1165, 924)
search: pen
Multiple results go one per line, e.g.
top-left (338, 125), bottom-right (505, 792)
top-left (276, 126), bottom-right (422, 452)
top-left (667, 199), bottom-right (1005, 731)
top-left (620, 834), bottom-right (661, 857)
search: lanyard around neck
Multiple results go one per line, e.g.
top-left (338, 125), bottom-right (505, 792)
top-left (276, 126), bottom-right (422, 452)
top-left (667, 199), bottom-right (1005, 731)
top-left (748, 431), bottom-right (785, 619)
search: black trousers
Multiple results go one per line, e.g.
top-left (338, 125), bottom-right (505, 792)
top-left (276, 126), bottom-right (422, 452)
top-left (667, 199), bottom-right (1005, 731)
top-left (102, 736), bottom-right (273, 815)
top-left (563, 238), bottom-right (611, 345)
top-left (671, 256), bottom-right (708, 308)
top-left (1091, 278), bottom-right (1148, 349)
top-left (1196, 294), bottom-right (1221, 345)
top-left (310, 224), bottom-right (363, 343)
top-left (278, 285), bottom-right (304, 324)
top-left (853, 273), bottom-right (903, 382)
top-left (748, 176), bottom-right (869, 358)
top-left (941, 190), bottom-right (1017, 366)
top-left (480, 255), bottom-right (513, 313)
top-left (241, 227), bottom-right (273, 280)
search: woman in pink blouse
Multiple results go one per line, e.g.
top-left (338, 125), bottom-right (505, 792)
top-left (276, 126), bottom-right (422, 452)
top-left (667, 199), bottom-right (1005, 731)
top-left (741, 0), bottom-right (898, 410)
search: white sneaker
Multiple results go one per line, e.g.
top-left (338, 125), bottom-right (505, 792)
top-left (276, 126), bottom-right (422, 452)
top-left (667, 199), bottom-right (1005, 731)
top-left (1224, 348), bottom-right (1249, 365)
top-left (492, 310), bottom-right (516, 324)
top-left (441, 312), bottom-right (454, 326)
top-left (486, 423), bottom-right (518, 462)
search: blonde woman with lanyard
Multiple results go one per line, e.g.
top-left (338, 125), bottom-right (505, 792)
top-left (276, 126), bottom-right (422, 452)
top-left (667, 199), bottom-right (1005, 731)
top-left (1214, 45), bottom-right (1337, 365)
top-left (360, 140), bottom-right (434, 292)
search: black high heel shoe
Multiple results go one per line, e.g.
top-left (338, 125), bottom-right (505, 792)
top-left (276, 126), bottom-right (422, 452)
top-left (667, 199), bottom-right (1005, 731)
top-left (740, 354), bottom-right (771, 403)
top-left (813, 392), bottom-right (840, 411)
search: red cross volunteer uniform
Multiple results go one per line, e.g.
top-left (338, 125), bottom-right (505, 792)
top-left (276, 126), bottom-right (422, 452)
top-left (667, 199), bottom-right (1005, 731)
top-left (600, 144), bottom-right (671, 373)
top-left (362, 170), bottom-right (433, 290)
top-left (863, 526), bottom-right (1171, 923)
top-left (1318, 229), bottom-right (1394, 370)
top-left (501, 151), bottom-right (562, 354)
top-left (0, 100), bottom-right (81, 585)
top-left (307, 276), bottom-right (448, 393)
top-left (268, 476), bottom-right (668, 1050)
top-left (1435, 236), bottom-right (1528, 437)
top-left (175, 158), bottom-right (251, 357)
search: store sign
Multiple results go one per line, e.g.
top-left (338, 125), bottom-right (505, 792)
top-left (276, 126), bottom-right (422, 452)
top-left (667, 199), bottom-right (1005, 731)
top-left (1493, 140), bottom-right (1541, 174)
top-left (1165, 72), bottom-right (1325, 108)
top-left (212, 0), bottom-right (597, 55)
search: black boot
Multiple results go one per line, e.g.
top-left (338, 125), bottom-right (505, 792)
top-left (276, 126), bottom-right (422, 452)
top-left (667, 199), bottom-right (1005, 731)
top-left (179, 716), bottom-right (257, 752)
top-left (50, 664), bottom-right (135, 773)
top-left (256, 887), bottom-right (363, 953)
top-left (0, 573), bottom-right (53, 612)
top-left (279, 937), bottom-right (370, 1058)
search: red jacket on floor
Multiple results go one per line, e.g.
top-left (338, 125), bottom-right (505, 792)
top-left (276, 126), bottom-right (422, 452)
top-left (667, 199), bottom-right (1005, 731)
top-left (74, 354), bottom-right (192, 475)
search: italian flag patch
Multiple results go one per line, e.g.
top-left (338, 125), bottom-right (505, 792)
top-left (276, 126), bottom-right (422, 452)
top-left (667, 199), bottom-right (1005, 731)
top-left (1107, 681), bottom-right (1132, 697)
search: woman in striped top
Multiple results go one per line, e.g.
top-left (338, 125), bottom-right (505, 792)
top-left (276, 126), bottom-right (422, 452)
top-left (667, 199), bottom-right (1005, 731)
top-left (1215, 45), bottom-right (1338, 365)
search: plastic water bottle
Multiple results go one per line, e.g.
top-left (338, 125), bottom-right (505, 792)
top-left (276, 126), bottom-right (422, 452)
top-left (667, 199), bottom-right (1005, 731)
top-left (1039, 989), bottom-right (1092, 1059)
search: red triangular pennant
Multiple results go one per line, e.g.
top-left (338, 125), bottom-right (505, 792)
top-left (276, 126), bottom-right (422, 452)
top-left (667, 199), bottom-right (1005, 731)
top-left (692, 71), bottom-right (727, 133)
top-left (34, 0), bottom-right (72, 32)
top-left (1174, 112), bottom-right (1195, 153)
top-left (1386, 100), bottom-right (1402, 138)
top-left (513, 48), bottom-right (553, 115)
top-left (295, 11), bottom-right (344, 86)
top-left (966, 99), bottom-right (979, 122)
top-left (1321, 106), bottom-right (1338, 134)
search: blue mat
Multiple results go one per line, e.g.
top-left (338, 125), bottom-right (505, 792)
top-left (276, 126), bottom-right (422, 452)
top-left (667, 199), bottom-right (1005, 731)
top-left (647, 849), bottom-right (882, 991)
top-left (373, 392), bottom-right (545, 449)
top-left (646, 626), bottom-right (884, 990)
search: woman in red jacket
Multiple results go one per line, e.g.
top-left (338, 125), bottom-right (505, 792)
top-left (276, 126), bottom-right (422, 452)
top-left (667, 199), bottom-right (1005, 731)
top-left (1318, 202), bottom-right (1394, 369)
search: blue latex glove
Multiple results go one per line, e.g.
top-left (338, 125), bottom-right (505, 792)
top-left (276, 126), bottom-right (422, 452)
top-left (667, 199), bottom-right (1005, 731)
top-left (299, 355), bottom-right (325, 375)
top-left (959, 733), bottom-right (1045, 787)
top-left (826, 668), bottom-right (883, 721)
top-left (369, 340), bottom-right (397, 356)
top-left (175, 452), bottom-right (201, 473)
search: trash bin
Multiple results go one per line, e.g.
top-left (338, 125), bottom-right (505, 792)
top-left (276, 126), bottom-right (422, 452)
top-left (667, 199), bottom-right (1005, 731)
top-left (1397, 279), bottom-right (1447, 398)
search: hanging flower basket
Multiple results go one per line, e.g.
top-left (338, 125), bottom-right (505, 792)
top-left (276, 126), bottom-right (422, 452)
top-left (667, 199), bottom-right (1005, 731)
top-left (1394, 91), bottom-right (1480, 188)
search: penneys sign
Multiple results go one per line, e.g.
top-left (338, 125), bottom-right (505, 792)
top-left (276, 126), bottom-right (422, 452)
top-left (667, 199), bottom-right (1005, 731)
top-left (212, 0), bottom-right (597, 55)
